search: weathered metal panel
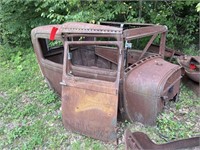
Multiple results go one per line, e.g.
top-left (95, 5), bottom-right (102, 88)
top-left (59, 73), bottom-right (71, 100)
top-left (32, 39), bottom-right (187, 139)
top-left (31, 25), bottom-right (63, 94)
top-left (100, 21), bottom-right (154, 27)
top-left (41, 60), bottom-right (63, 94)
top-left (123, 25), bottom-right (167, 40)
top-left (62, 85), bottom-right (118, 142)
top-left (147, 44), bottom-right (183, 58)
top-left (124, 56), bottom-right (181, 125)
top-left (62, 22), bottom-right (123, 34)
top-left (95, 46), bottom-right (118, 64)
top-left (31, 24), bottom-right (62, 36)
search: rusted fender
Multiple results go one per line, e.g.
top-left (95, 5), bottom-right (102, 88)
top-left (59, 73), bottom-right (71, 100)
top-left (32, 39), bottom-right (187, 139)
top-left (124, 55), bottom-right (182, 125)
top-left (125, 129), bottom-right (200, 150)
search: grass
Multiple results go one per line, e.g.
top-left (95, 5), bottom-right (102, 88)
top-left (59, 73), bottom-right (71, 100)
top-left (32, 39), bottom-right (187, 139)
top-left (0, 46), bottom-right (199, 149)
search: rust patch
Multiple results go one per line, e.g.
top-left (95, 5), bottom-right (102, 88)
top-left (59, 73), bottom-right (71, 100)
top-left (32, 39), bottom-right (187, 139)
top-left (75, 93), bottom-right (115, 115)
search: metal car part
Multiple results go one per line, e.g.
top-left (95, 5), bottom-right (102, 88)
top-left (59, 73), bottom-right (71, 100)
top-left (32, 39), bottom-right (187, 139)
top-left (177, 56), bottom-right (200, 83)
top-left (125, 129), bottom-right (200, 150)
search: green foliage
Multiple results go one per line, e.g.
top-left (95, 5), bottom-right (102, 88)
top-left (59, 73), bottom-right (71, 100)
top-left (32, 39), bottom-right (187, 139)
top-left (0, 0), bottom-right (50, 47)
top-left (157, 85), bottom-right (200, 140)
top-left (36, 0), bottom-right (199, 52)
top-left (0, 1), bottom-right (198, 52)
top-left (197, 3), bottom-right (200, 12)
top-left (141, 1), bottom-right (199, 51)
top-left (157, 112), bottom-right (193, 139)
top-left (0, 45), bottom-right (107, 149)
top-left (182, 44), bottom-right (200, 56)
top-left (0, 47), bottom-right (65, 149)
top-left (39, 1), bottom-right (138, 23)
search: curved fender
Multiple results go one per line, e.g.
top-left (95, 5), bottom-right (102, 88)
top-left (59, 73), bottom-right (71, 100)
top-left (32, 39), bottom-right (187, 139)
top-left (124, 56), bottom-right (181, 125)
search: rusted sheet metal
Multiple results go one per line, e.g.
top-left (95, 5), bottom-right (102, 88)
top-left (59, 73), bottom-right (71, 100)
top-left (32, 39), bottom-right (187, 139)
top-left (101, 21), bottom-right (154, 27)
top-left (147, 44), bottom-right (184, 58)
top-left (124, 55), bottom-right (181, 125)
top-left (122, 25), bottom-right (167, 58)
top-left (41, 60), bottom-right (63, 94)
top-left (125, 129), bottom-right (200, 150)
top-left (123, 25), bottom-right (167, 40)
top-left (31, 25), bottom-right (63, 94)
top-left (62, 22), bottom-right (123, 34)
top-left (177, 56), bottom-right (200, 83)
top-left (95, 46), bottom-right (118, 64)
top-left (31, 24), bottom-right (62, 36)
top-left (127, 50), bottom-right (155, 65)
top-left (62, 86), bottom-right (118, 142)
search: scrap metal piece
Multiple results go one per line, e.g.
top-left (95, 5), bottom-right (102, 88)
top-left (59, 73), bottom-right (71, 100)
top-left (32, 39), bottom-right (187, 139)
top-left (177, 56), bottom-right (200, 83)
top-left (147, 44), bottom-right (184, 59)
top-left (125, 129), bottom-right (200, 150)
top-left (62, 22), bottom-right (123, 34)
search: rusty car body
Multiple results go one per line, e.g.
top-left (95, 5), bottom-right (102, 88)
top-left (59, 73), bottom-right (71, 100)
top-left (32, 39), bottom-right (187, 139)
top-left (31, 22), bottom-right (182, 142)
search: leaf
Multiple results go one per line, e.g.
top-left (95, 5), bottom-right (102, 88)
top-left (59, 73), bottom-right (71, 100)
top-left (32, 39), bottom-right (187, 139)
top-left (197, 3), bottom-right (200, 12)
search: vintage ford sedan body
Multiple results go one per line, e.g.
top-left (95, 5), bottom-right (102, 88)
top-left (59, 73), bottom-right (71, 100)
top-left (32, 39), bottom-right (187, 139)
top-left (31, 22), bottom-right (181, 142)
